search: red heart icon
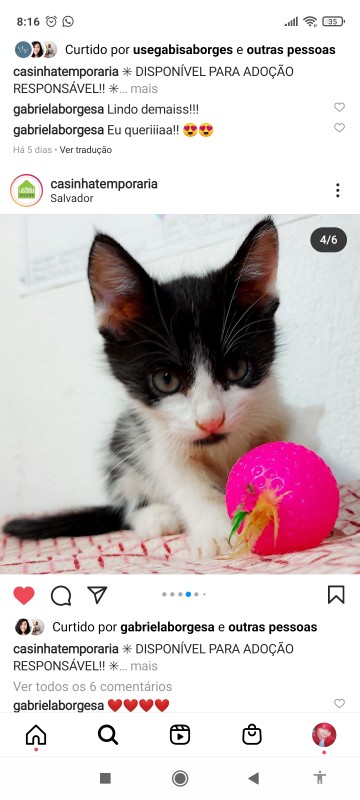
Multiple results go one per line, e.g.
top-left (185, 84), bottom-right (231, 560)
top-left (155, 699), bottom-right (169, 712)
top-left (124, 699), bottom-right (138, 712)
top-left (139, 699), bottom-right (154, 712)
top-left (13, 587), bottom-right (35, 605)
top-left (108, 699), bottom-right (122, 712)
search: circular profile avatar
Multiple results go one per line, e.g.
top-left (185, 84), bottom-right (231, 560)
top-left (31, 619), bottom-right (45, 636)
top-left (312, 722), bottom-right (336, 747)
top-left (44, 41), bottom-right (57, 58)
top-left (10, 174), bottom-right (43, 207)
top-left (31, 41), bottom-right (44, 58)
top-left (15, 618), bottom-right (32, 636)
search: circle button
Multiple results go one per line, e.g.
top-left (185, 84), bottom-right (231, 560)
top-left (172, 770), bottom-right (189, 787)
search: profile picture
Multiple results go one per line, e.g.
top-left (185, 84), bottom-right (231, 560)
top-left (31, 41), bottom-right (44, 58)
top-left (15, 618), bottom-right (32, 636)
top-left (44, 41), bottom-right (57, 59)
top-left (15, 41), bottom-right (33, 59)
top-left (312, 722), bottom-right (337, 747)
top-left (31, 619), bottom-right (45, 636)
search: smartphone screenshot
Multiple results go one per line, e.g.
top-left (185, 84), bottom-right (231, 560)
top-left (0, 2), bottom-right (359, 797)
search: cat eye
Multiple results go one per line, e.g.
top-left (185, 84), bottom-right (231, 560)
top-left (151, 370), bottom-right (182, 395)
top-left (225, 359), bottom-right (249, 383)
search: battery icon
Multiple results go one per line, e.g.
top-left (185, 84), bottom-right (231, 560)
top-left (322, 16), bottom-right (345, 25)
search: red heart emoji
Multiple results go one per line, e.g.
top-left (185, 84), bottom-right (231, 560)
top-left (124, 699), bottom-right (138, 712)
top-left (155, 699), bottom-right (169, 712)
top-left (13, 587), bottom-right (35, 605)
top-left (139, 699), bottom-right (154, 712)
top-left (108, 699), bottom-right (122, 712)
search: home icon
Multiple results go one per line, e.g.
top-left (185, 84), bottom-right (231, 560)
top-left (18, 179), bottom-right (36, 201)
top-left (26, 725), bottom-right (47, 746)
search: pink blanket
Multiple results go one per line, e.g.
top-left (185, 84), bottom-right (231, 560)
top-left (1, 482), bottom-right (359, 574)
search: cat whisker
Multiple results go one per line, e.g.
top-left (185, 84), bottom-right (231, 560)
top-left (130, 320), bottom-right (179, 361)
top-left (220, 227), bottom-right (269, 342)
top-left (222, 321), bottom-right (275, 357)
top-left (123, 350), bottom-right (175, 368)
top-left (105, 431), bottom-right (147, 470)
top-left (152, 284), bottom-right (181, 359)
top-left (221, 292), bottom-right (268, 352)
top-left (106, 426), bottom-right (183, 478)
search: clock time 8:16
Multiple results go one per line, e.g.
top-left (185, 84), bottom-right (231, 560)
top-left (17, 17), bottom-right (40, 26)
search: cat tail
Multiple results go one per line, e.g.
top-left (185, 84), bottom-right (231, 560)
top-left (3, 506), bottom-right (128, 539)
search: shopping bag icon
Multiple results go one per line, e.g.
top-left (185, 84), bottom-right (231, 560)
top-left (242, 723), bottom-right (262, 745)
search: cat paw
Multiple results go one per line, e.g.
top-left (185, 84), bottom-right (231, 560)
top-left (130, 504), bottom-right (183, 540)
top-left (190, 535), bottom-right (232, 560)
top-left (189, 507), bottom-right (232, 559)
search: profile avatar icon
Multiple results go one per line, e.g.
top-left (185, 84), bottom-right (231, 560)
top-left (44, 41), bottom-right (57, 59)
top-left (31, 619), bottom-right (45, 636)
top-left (31, 41), bottom-right (44, 58)
top-left (312, 722), bottom-right (336, 747)
top-left (15, 618), bottom-right (32, 635)
top-left (15, 41), bottom-right (32, 59)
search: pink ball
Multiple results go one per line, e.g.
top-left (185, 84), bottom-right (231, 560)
top-left (225, 442), bottom-right (340, 555)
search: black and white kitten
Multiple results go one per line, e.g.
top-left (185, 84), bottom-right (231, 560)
top-left (5, 218), bottom-right (287, 558)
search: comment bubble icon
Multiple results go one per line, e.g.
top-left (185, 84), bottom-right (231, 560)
top-left (50, 585), bottom-right (72, 606)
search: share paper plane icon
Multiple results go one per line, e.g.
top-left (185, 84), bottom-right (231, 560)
top-left (248, 773), bottom-right (259, 785)
top-left (87, 586), bottom-right (107, 604)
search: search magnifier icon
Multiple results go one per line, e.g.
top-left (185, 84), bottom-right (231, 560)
top-left (98, 725), bottom-right (118, 745)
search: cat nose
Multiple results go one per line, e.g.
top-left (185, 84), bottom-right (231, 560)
top-left (196, 413), bottom-right (225, 434)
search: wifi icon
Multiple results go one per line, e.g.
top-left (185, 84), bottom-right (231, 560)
top-left (303, 15), bottom-right (317, 26)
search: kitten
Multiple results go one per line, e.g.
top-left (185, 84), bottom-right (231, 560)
top-left (4, 217), bottom-right (287, 558)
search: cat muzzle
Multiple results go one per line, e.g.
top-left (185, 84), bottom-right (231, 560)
top-left (195, 413), bottom-right (225, 434)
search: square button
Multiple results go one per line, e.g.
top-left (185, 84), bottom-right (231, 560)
top-left (100, 773), bottom-right (111, 784)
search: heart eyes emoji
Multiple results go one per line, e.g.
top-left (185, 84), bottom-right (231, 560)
top-left (183, 123), bottom-right (198, 136)
top-left (199, 123), bottom-right (213, 137)
top-left (183, 123), bottom-right (213, 137)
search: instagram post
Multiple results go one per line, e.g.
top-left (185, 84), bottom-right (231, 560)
top-left (1, 2), bottom-right (359, 797)
top-left (0, 213), bottom-right (359, 574)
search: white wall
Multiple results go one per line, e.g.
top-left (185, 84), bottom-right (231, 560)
top-left (0, 213), bottom-right (359, 516)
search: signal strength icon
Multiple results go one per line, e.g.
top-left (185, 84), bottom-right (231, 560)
top-left (303, 16), bottom-right (317, 26)
top-left (285, 16), bottom-right (298, 26)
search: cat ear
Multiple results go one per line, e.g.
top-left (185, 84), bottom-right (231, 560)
top-left (88, 234), bottom-right (151, 333)
top-left (226, 218), bottom-right (279, 299)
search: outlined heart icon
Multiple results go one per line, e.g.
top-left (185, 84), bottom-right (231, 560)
top-left (334, 123), bottom-right (345, 132)
top-left (124, 699), bottom-right (138, 712)
top-left (108, 699), bottom-right (122, 712)
top-left (139, 699), bottom-right (154, 712)
top-left (155, 699), bottom-right (169, 712)
top-left (334, 699), bottom-right (345, 708)
top-left (13, 587), bottom-right (35, 605)
top-left (334, 102), bottom-right (345, 112)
